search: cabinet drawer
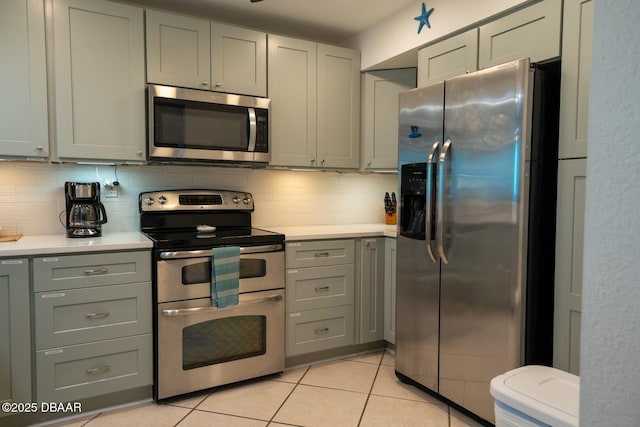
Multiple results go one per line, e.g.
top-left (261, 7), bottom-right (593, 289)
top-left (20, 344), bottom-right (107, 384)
top-left (286, 305), bottom-right (354, 356)
top-left (36, 334), bottom-right (152, 402)
top-left (33, 251), bottom-right (151, 292)
top-left (286, 265), bottom-right (354, 311)
top-left (35, 282), bottom-right (152, 350)
top-left (286, 239), bottom-right (355, 268)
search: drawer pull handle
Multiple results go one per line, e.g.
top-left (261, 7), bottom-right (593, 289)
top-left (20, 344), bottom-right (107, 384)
top-left (85, 311), bottom-right (110, 319)
top-left (315, 327), bottom-right (329, 334)
top-left (86, 365), bottom-right (110, 375)
top-left (315, 286), bottom-right (330, 292)
top-left (314, 252), bottom-right (330, 257)
top-left (84, 268), bottom-right (109, 275)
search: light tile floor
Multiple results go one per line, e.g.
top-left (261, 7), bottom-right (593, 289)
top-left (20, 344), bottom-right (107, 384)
top-left (51, 350), bottom-right (486, 427)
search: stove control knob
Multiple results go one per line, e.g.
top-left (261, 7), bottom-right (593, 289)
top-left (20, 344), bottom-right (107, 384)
top-left (233, 196), bottom-right (240, 204)
top-left (243, 197), bottom-right (252, 205)
top-left (144, 197), bottom-right (155, 205)
top-left (158, 196), bottom-right (167, 205)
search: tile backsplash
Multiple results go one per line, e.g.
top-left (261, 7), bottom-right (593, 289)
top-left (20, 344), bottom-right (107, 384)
top-left (0, 162), bottom-right (397, 236)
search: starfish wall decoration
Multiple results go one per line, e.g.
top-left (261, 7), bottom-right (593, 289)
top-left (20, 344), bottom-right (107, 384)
top-left (415, 2), bottom-right (434, 34)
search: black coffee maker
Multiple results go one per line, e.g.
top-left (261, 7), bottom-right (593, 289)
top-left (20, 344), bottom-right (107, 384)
top-left (65, 182), bottom-right (108, 238)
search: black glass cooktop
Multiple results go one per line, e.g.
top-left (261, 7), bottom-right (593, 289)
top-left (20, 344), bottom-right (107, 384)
top-left (143, 227), bottom-right (284, 250)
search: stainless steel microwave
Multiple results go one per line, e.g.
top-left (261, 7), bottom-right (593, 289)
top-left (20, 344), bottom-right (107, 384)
top-left (147, 84), bottom-right (270, 164)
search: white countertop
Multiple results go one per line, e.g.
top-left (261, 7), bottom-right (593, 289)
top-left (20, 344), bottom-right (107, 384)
top-left (0, 224), bottom-right (397, 257)
top-left (0, 232), bottom-right (153, 257)
top-left (263, 223), bottom-right (398, 241)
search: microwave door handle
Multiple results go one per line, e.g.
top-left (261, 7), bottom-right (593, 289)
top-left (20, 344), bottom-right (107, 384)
top-left (247, 107), bottom-right (257, 151)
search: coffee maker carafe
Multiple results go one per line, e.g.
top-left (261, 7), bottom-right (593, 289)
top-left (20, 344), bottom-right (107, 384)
top-left (65, 182), bottom-right (108, 238)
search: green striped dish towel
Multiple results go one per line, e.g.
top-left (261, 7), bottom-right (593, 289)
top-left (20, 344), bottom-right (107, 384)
top-left (211, 246), bottom-right (240, 307)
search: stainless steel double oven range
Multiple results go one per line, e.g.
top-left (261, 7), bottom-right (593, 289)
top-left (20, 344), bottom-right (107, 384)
top-left (140, 189), bottom-right (285, 400)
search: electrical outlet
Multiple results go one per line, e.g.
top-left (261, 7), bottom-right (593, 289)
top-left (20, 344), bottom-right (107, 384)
top-left (105, 189), bottom-right (118, 198)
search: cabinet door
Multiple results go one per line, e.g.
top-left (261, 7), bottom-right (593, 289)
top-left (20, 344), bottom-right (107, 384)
top-left (268, 35), bottom-right (317, 167)
top-left (417, 29), bottom-right (478, 87)
top-left (317, 44), bottom-right (360, 169)
top-left (0, 0), bottom-right (48, 158)
top-left (558, 0), bottom-right (593, 159)
top-left (146, 9), bottom-right (211, 90)
top-left (54, 0), bottom-right (146, 162)
top-left (553, 159), bottom-right (586, 375)
top-left (383, 238), bottom-right (397, 344)
top-left (211, 23), bottom-right (266, 97)
top-left (358, 238), bottom-right (385, 343)
top-left (478, 0), bottom-right (561, 69)
top-left (362, 69), bottom-right (416, 170)
top-left (0, 259), bottom-right (31, 410)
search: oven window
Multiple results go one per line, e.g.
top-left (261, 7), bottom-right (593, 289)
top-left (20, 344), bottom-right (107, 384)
top-left (182, 315), bottom-right (266, 370)
top-left (182, 259), bottom-right (267, 285)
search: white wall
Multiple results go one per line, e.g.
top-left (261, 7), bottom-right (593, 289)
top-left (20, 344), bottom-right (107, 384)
top-left (581, 0), bottom-right (640, 425)
top-left (346, 0), bottom-right (530, 70)
top-left (0, 162), bottom-right (396, 236)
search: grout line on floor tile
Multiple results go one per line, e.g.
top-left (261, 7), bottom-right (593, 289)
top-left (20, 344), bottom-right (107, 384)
top-left (267, 365), bottom-right (311, 425)
top-left (355, 348), bottom-right (385, 426)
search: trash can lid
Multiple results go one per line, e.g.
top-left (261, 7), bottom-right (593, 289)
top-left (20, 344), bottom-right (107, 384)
top-left (490, 365), bottom-right (579, 427)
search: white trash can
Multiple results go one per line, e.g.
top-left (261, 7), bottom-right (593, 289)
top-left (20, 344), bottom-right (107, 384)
top-left (490, 365), bottom-right (579, 427)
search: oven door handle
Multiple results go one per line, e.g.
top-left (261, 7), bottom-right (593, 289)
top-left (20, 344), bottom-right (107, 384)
top-left (159, 244), bottom-right (283, 259)
top-left (161, 294), bottom-right (283, 317)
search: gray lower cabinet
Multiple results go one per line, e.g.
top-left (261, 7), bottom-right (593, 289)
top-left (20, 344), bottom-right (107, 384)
top-left (33, 251), bottom-right (152, 403)
top-left (383, 238), bottom-right (397, 344)
top-left (285, 240), bottom-right (355, 356)
top-left (358, 238), bottom-right (384, 343)
top-left (0, 259), bottom-right (31, 416)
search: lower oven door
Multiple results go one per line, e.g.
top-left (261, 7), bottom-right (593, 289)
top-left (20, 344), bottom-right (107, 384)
top-left (156, 289), bottom-right (284, 400)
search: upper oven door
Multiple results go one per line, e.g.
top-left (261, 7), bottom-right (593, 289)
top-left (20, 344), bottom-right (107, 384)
top-left (148, 84), bottom-right (270, 163)
top-left (156, 245), bottom-right (284, 303)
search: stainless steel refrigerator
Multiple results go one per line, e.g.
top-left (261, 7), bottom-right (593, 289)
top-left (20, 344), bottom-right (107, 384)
top-left (395, 58), bottom-right (559, 424)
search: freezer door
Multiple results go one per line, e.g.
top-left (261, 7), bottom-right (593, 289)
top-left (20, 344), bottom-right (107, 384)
top-left (395, 82), bottom-right (444, 392)
top-left (438, 58), bottom-right (533, 422)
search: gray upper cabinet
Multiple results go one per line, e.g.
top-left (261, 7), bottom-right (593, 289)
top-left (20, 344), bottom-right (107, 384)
top-left (478, 0), bottom-right (562, 69)
top-left (558, 0), bottom-right (593, 159)
top-left (53, 0), bottom-right (146, 162)
top-left (211, 23), bottom-right (267, 97)
top-left (362, 68), bottom-right (416, 170)
top-left (0, 0), bottom-right (48, 159)
top-left (417, 29), bottom-right (478, 87)
top-left (0, 259), bottom-right (32, 413)
top-left (269, 36), bottom-right (360, 169)
top-left (316, 44), bottom-right (361, 169)
top-left (145, 11), bottom-right (267, 97)
top-left (145, 10), bottom-right (211, 90)
top-left (268, 35), bottom-right (317, 167)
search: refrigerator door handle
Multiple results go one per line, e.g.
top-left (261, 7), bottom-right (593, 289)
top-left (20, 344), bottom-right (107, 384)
top-left (426, 141), bottom-right (440, 263)
top-left (437, 139), bottom-right (453, 264)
